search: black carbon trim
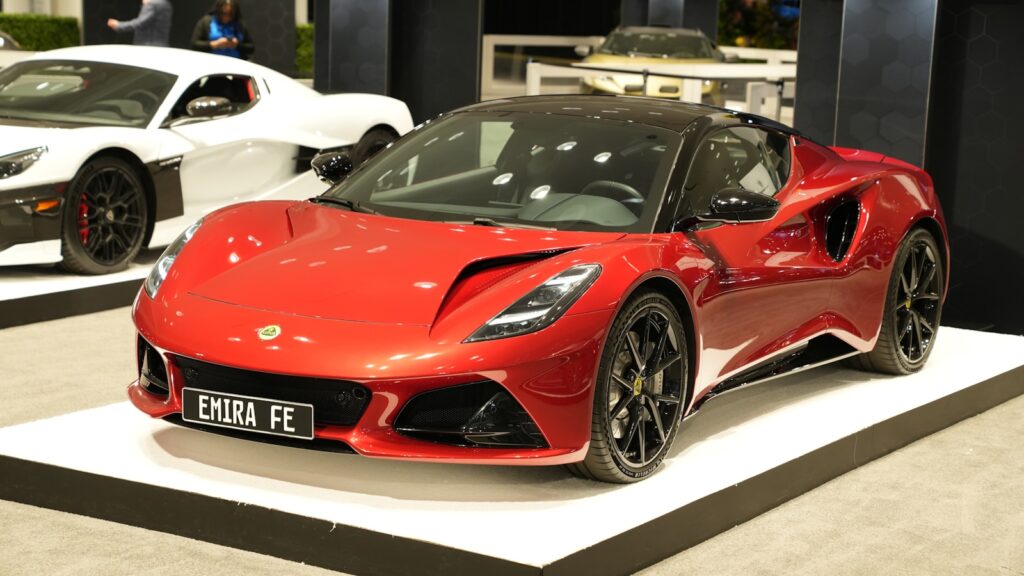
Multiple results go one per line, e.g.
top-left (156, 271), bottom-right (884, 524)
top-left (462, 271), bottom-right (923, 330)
top-left (0, 183), bottom-right (65, 250)
top-left (147, 156), bottom-right (183, 222)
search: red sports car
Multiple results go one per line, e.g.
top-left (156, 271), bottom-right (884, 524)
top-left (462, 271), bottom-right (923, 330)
top-left (129, 95), bottom-right (947, 483)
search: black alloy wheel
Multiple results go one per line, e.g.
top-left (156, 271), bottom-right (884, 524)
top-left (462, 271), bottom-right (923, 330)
top-left (60, 157), bottom-right (148, 274)
top-left (894, 239), bottom-right (942, 363)
top-left (849, 227), bottom-right (943, 375)
top-left (569, 290), bottom-right (688, 483)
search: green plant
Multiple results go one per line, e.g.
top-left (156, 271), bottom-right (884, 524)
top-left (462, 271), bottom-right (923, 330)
top-left (0, 13), bottom-right (80, 51)
top-left (718, 0), bottom-right (798, 49)
top-left (296, 23), bottom-right (313, 77)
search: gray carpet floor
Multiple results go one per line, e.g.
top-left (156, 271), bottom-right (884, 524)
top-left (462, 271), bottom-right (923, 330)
top-left (1, 307), bottom-right (1022, 575)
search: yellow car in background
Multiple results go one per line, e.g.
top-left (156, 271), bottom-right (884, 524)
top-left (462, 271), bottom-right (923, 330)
top-left (577, 26), bottom-right (733, 105)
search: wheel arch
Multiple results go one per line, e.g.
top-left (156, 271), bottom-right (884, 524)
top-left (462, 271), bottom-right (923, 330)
top-left (909, 215), bottom-right (949, 286)
top-left (82, 147), bottom-right (157, 246)
top-left (623, 273), bottom-right (699, 411)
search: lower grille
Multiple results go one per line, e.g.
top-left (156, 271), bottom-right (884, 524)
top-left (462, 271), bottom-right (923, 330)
top-left (172, 356), bottom-right (371, 426)
top-left (394, 381), bottom-right (548, 448)
top-left (137, 338), bottom-right (169, 397)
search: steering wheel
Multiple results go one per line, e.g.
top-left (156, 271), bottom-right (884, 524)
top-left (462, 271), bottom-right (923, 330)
top-left (580, 180), bottom-right (644, 204)
top-left (125, 89), bottom-right (161, 111)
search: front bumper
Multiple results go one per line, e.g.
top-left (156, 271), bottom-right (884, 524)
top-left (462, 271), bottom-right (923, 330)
top-left (0, 182), bottom-right (66, 256)
top-left (129, 291), bottom-right (615, 465)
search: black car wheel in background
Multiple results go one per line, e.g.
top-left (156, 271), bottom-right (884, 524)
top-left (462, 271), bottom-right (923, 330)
top-left (60, 156), bottom-right (148, 275)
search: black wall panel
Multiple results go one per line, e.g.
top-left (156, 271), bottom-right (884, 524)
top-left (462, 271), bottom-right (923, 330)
top-left (486, 0), bottom-right (620, 36)
top-left (682, 0), bottom-right (719, 41)
top-left (314, 0), bottom-right (389, 94)
top-left (391, 0), bottom-right (483, 123)
top-left (834, 0), bottom-right (938, 166)
top-left (793, 0), bottom-right (843, 144)
top-left (646, 0), bottom-right (685, 27)
top-left (620, 0), bottom-right (718, 39)
top-left (926, 1), bottom-right (1024, 334)
top-left (83, 0), bottom-right (294, 74)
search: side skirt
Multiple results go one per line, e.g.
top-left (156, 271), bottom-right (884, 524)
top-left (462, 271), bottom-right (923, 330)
top-left (689, 335), bottom-right (860, 414)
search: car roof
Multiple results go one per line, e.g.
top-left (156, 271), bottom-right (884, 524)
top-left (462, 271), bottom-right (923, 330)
top-left (24, 45), bottom-right (267, 78)
top-left (454, 94), bottom-right (790, 134)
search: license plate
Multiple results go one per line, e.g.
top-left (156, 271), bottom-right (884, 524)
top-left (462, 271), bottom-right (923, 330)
top-left (181, 388), bottom-right (314, 440)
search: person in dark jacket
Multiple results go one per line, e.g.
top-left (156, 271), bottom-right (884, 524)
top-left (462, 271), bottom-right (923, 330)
top-left (190, 0), bottom-right (254, 60)
top-left (108, 0), bottom-right (173, 47)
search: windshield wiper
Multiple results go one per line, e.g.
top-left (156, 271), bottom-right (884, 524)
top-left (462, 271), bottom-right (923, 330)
top-left (446, 217), bottom-right (556, 231)
top-left (309, 196), bottom-right (378, 214)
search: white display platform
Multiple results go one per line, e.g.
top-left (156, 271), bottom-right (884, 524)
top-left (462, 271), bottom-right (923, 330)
top-left (1, 328), bottom-right (1022, 575)
top-left (0, 253), bottom-right (155, 328)
top-left (0, 256), bottom-right (153, 303)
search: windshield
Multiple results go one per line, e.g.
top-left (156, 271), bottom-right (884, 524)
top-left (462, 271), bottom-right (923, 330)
top-left (599, 30), bottom-right (715, 59)
top-left (323, 111), bottom-right (680, 233)
top-left (0, 60), bottom-right (176, 127)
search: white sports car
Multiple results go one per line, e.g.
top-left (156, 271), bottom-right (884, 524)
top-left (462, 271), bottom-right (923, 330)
top-left (0, 45), bottom-right (413, 273)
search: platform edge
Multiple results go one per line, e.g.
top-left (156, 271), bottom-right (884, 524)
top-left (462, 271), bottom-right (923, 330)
top-left (0, 456), bottom-right (540, 576)
top-left (542, 363), bottom-right (1024, 576)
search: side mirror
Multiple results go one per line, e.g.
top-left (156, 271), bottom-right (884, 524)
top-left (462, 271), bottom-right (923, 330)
top-left (701, 188), bottom-right (780, 223)
top-left (311, 150), bottom-right (354, 184)
top-left (574, 45), bottom-right (592, 58)
top-left (723, 52), bottom-right (739, 63)
top-left (186, 96), bottom-right (232, 118)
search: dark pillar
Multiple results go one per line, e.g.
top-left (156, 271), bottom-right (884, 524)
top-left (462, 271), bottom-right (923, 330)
top-left (682, 0), bottom-right (719, 41)
top-left (314, 0), bottom-right (482, 122)
top-left (647, 0), bottom-right (684, 27)
top-left (794, 0), bottom-right (939, 167)
top-left (834, 0), bottom-right (938, 166)
top-left (925, 1), bottom-right (1024, 334)
top-left (314, 0), bottom-right (390, 94)
top-left (390, 0), bottom-right (482, 123)
top-left (792, 0), bottom-right (843, 144)
top-left (620, 0), bottom-right (649, 27)
top-left (620, 0), bottom-right (718, 40)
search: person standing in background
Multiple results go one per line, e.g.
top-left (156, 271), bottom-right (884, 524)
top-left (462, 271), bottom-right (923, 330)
top-left (107, 0), bottom-right (173, 47)
top-left (190, 0), bottom-right (254, 60)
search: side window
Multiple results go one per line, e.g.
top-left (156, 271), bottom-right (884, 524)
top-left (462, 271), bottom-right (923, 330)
top-left (762, 129), bottom-right (791, 191)
top-left (167, 74), bottom-right (259, 121)
top-left (683, 126), bottom-right (792, 210)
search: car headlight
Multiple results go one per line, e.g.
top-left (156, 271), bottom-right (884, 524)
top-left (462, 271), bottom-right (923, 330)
top-left (465, 264), bottom-right (601, 342)
top-left (0, 146), bottom-right (47, 179)
top-left (144, 219), bottom-right (202, 299)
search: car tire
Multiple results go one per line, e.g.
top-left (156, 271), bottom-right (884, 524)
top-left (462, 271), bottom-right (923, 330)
top-left (848, 227), bottom-right (943, 375)
top-left (351, 127), bottom-right (397, 166)
top-left (568, 290), bottom-right (689, 483)
top-left (60, 157), bottom-right (149, 275)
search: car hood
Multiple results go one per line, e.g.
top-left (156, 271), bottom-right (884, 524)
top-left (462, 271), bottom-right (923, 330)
top-left (189, 202), bottom-right (625, 325)
top-left (0, 123), bottom-right (63, 155)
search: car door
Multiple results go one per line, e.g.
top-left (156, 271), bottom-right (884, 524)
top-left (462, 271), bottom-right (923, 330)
top-left (680, 125), bottom-right (837, 383)
top-left (160, 73), bottom-right (297, 211)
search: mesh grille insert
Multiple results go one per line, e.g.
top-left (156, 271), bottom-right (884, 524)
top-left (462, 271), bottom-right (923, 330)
top-left (172, 356), bottom-right (371, 427)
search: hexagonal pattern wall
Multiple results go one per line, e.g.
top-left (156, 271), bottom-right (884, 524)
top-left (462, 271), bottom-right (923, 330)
top-left (834, 0), bottom-right (937, 166)
top-left (925, 1), bottom-right (1024, 334)
top-left (792, 0), bottom-right (843, 144)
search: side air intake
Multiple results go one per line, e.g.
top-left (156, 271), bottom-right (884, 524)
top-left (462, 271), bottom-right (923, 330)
top-left (824, 198), bottom-right (860, 262)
